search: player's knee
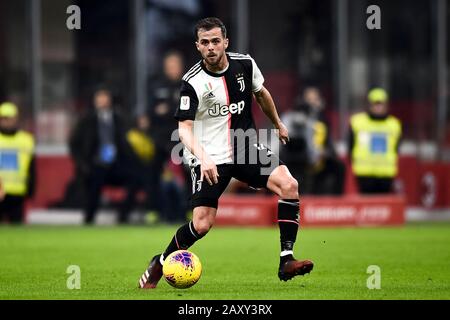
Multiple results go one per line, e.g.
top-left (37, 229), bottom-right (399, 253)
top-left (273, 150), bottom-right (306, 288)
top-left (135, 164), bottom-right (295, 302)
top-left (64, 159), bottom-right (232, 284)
top-left (194, 219), bottom-right (213, 236)
top-left (280, 178), bottom-right (299, 199)
top-left (193, 210), bottom-right (215, 236)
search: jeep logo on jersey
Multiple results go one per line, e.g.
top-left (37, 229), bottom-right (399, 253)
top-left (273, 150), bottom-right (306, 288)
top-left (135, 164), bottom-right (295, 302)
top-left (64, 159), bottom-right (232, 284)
top-left (208, 100), bottom-right (245, 117)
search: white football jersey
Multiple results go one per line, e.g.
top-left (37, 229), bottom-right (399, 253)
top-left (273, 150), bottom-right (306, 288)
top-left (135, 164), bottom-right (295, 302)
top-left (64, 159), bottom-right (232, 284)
top-left (174, 52), bottom-right (265, 165)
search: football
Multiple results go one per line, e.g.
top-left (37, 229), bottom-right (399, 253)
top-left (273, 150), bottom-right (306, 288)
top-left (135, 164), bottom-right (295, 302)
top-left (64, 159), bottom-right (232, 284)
top-left (162, 250), bottom-right (202, 289)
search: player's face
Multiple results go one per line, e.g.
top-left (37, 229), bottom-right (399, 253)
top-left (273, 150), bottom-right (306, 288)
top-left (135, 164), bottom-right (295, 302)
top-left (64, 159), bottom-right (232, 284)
top-left (196, 27), bottom-right (229, 68)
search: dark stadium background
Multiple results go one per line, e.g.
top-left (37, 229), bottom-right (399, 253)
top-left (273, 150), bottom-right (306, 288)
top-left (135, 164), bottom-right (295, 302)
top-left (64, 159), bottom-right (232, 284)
top-left (0, 0), bottom-right (449, 301)
top-left (0, 0), bottom-right (449, 221)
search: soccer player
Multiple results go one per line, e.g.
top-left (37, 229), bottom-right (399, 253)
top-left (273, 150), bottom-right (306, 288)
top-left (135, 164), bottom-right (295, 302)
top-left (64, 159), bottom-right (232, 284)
top-left (139, 17), bottom-right (313, 289)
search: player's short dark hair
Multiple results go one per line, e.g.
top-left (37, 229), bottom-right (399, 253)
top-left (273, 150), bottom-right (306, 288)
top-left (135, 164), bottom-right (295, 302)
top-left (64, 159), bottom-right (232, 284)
top-left (194, 17), bottom-right (227, 40)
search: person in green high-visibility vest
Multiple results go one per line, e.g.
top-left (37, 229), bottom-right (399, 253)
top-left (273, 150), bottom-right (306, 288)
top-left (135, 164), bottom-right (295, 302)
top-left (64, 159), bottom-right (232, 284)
top-left (0, 102), bottom-right (36, 224)
top-left (348, 88), bottom-right (402, 194)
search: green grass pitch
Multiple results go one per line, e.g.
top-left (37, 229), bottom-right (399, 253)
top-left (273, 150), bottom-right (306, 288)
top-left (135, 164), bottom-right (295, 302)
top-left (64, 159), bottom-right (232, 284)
top-left (1, 222), bottom-right (449, 300)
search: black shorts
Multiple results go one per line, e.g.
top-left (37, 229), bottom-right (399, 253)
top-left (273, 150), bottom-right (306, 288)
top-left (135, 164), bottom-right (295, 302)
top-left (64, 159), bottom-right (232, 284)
top-left (189, 144), bottom-right (284, 209)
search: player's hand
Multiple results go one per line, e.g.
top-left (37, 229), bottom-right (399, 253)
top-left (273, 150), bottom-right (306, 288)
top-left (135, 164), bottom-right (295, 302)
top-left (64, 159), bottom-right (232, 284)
top-left (200, 156), bottom-right (219, 186)
top-left (275, 122), bottom-right (289, 145)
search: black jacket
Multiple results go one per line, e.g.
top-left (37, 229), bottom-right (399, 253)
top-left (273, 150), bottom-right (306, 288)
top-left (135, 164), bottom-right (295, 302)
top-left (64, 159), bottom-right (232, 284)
top-left (69, 109), bottom-right (135, 175)
top-left (148, 77), bottom-right (180, 153)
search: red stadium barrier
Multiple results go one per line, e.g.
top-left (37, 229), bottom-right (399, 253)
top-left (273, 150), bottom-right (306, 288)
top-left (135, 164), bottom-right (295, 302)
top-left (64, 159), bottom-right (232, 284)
top-left (28, 155), bottom-right (446, 225)
top-left (397, 157), bottom-right (450, 208)
top-left (301, 195), bottom-right (405, 226)
top-left (216, 194), bottom-right (405, 227)
top-left (30, 156), bottom-right (75, 208)
top-left (216, 195), bottom-right (276, 226)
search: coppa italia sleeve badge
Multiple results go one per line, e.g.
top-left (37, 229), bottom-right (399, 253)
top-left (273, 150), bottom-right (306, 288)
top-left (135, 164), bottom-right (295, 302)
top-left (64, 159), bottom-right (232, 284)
top-left (180, 96), bottom-right (190, 110)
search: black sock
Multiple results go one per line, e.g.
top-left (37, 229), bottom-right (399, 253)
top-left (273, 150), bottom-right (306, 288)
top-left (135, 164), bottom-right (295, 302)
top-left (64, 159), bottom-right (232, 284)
top-left (277, 199), bottom-right (300, 264)
top-left (162, 221), bottom-right (205, 262)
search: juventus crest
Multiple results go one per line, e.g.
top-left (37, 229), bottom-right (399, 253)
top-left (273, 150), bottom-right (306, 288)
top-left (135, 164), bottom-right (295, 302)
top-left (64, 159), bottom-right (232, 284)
top-left (236, 73), bottom-right (245, 92)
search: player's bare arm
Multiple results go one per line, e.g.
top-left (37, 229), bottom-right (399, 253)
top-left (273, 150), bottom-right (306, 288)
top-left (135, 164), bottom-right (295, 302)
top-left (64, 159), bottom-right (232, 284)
top-left (254, 87), bottom-right (289, 145)
top-left (178, 120), bottom-right (219, 185)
